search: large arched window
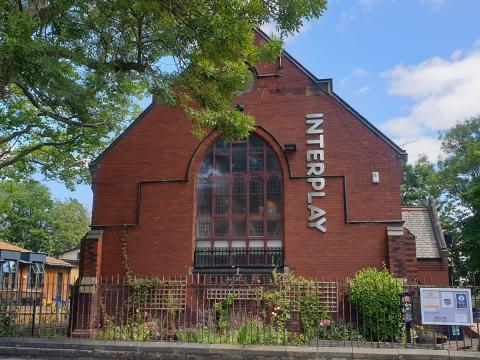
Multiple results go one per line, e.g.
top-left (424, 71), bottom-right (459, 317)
top-left (195, 134), bottom-right (283, 269)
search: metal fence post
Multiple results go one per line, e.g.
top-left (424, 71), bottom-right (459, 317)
top-left (31, 298), bottom-right (37, 337)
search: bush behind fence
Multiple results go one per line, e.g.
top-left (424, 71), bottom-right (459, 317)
top-left (1, 269), bottom-right (479, 351)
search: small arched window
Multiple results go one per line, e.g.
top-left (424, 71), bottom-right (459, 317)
top-left (195, 134), bottom-right (283, 268)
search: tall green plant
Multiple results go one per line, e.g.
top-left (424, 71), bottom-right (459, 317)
top-left (348, 267), bottom-right (403, 342)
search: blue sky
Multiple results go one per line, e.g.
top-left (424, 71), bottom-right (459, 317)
top-left (45, 0), bottom-right (480, 210)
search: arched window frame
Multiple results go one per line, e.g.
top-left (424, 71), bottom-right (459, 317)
top-left (195, 134), bottom-right (284, 253)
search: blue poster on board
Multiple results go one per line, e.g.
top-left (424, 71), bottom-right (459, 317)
top-left (456, 293), bottom-right (467, 309)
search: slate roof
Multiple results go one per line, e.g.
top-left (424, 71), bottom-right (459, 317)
top-left (401, 197), bottom-right (448, 259)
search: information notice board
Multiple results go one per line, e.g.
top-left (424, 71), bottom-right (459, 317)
top-left (420, 288), bottom-right (473, 326)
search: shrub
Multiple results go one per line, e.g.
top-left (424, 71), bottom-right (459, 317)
top-left (0, 303), bottom-right (17, 337)
top-left (347, 267), bottom-right (403, 342)
top-left (296, 291), bottom-right (329, 340)
top-left (315, 320), bottom-right (362, 341)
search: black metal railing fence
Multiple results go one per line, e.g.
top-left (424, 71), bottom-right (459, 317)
top-left (0, 273), bottom-right (479, 351)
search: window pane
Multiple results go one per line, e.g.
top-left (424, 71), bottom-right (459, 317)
top-left (215, 178), bottom-right (229, 195)
top-left (214, 219), bottom-right (229, 237)
top-left (250, 177), bottom-right (263, 194)
top-left (249, 240), bottom-right (264, 248)
top-left (215, 196), bottom-right (229, 215)
top-left (232, 240), bottom-right (246, 248)
top-left (215, 154), bottom-right (229, 174)
top-left (249, 219), bottom-right (264, 236)
top-left (249, 153), bottom-right (264, 173)
top-left (215, 138), bottom-right (229, 153)
top-left (267, 193), bottom-right (282, 236)
top-left (199, 149), bottom-right (213, 177)
top-left (196, 216), bottom-right (212, 238)
top-left (232, 177), bottom-right (246, 194)
top-left (232, 195), bottom-right (246, 214)
top-left (249, 135), bottom-right (264, 152)
top-left (197, 179), bottom-right (212, 215)
top-left (196, 241), bottom-right (211, 249)
top-left (232, 143), bottom-right (246, 172)
top-left (233, 218), bottom-right (247, 236)
top-left (267, 147), bottom-right (280, 172)
top-left (267, 175), bottom-right (282, 193)
top-left (249, 194), bottom-right (263, 214)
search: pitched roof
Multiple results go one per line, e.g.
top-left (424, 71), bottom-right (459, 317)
top-left (0, 241), bottom-right (71, 268)
top-left (46, 256), bottom-right (72, 268)
top-left (0, 241), bottom-right (29, 252)
top-left (401, 197), bottom-right (448, 259)
top-left (90, 29), bottom-right (407, 169)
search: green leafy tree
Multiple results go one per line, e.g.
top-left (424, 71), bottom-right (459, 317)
top-left (50, 198), bottom-right (90, 254)
top-left (439, 116), bottom-right (480, 277)
top-left (0, 179), bottom-right (89, 254)
top-left (401, 154), bottom-right (441, 206)
top-left (1, 0), bottom-right (327, 186)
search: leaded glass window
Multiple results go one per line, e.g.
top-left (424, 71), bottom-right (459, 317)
top-left (196, 135), bottom-right (283, 250)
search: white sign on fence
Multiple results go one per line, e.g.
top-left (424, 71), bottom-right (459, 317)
top-left (420, 288), bottom-right (474, 326)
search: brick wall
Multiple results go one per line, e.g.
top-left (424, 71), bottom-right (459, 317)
top-left (88, 36), bottom-right (409, 280)
top-left (387, 227), bottom-right (418, 279)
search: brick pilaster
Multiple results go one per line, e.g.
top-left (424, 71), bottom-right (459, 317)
top-left (70, 229), bottom-right (103, 336)
top-left (387, 225), bottom-right (417, 279)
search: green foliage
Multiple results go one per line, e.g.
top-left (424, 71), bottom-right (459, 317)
top-left (176, 318), bottom-right (306, 346)
top-left (0, 179), bottom-right (89, 254)
top-left (296, 291), bottom-right (329, 340)
top-left (214, 293), bottom-right (236, 333)
top-left (438, 116), bottom-right (480, 277)
top-left (98, 314), bottom-right (158, 341)
top-left (0, 304), bottom-right (17, 337)
top-left (176, 326), bottom-right (238, 344)
top-left (315, 320), bottom-right (362, 342)
top-left (401, 155), bottom-right (441, 207)
top-left (0, 0), bottom-right (327, 184)
top-left (237, 317), bottom-right (306, 345)
top-left (348, 267), bottom-right (403, 342)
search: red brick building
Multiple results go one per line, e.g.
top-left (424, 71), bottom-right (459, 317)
top-left (81, 30), bottom-right (448, 285)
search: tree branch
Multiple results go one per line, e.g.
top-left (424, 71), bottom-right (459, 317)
top-left (12, 80), bottom-right (107, 128)
top-left (0, 137), bottom-right (80, 170)
top-left (0, 125), bottom-right (34, 145)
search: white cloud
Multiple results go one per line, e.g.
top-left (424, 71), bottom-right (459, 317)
top-left (398, 136), bottom-right (444, 163)
top-left (420, 0), bottom-right (446, 11)
top-left (337, 11), bottom-right (356, 33)
top-left (356, 86), bottom-right (371, 95)
top-left (381, 117), bottom-right (424, 139)
top-left (352, 67), bottom-right (369, 77)
top-left (260, 21), bottom-right (311, 43)
top-left (340, 67), bottom-right (370, 88)
top-left (359, 0), bottom-right (378, 10)
top-left (451, 49), bottom-right (463, 61)
top-left (381, 40), bottom-right (480, 163)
